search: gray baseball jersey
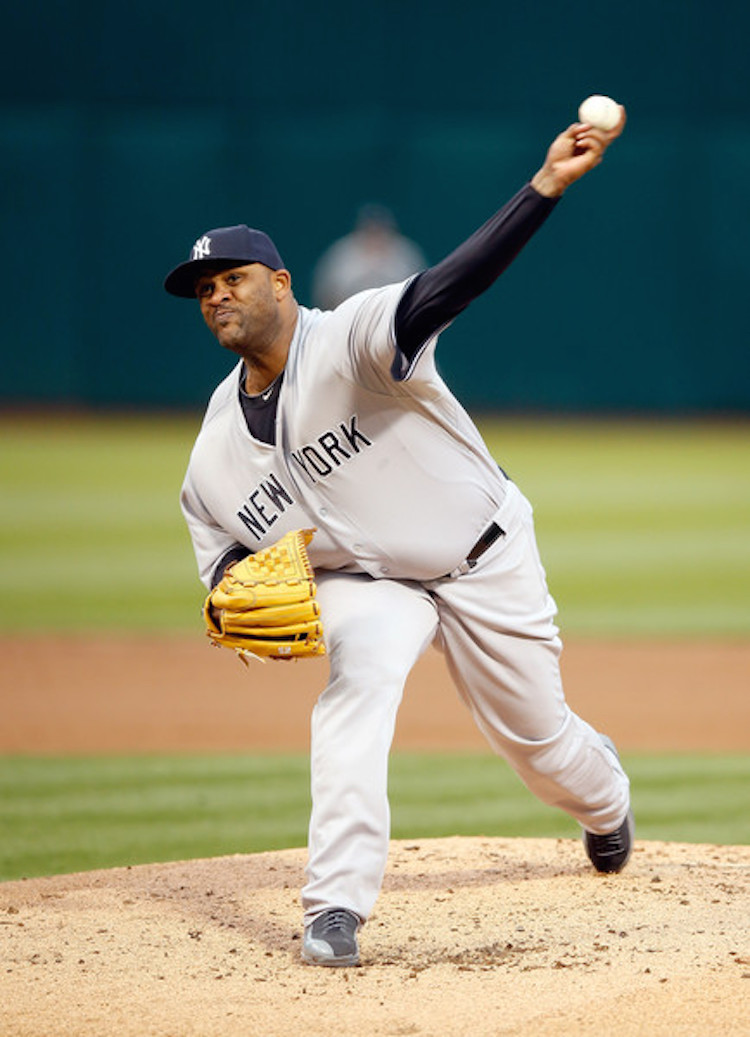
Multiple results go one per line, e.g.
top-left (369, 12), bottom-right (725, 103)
top-left (181, 281), bottom-right (509, 587)
top-left (174, 162), bottom-right (632, 942)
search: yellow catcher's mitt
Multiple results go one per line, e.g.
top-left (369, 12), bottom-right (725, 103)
top-left (203, 529), bottom-right (325, 662)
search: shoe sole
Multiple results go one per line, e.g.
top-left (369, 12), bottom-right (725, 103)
top-left (301, 949), bottom-right (360, 967)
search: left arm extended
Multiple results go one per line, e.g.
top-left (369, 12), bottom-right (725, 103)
top-left (393, 107), bottom-right (626, 369)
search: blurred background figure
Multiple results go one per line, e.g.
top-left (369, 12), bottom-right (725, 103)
top-left (312, 203), bottom-right (427, 310)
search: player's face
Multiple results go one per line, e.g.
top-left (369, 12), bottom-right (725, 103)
top-left (195, 263), bottom-right (288, 357)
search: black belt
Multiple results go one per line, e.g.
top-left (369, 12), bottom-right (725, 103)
top-left (466, 521), bottom-right (505, 566)
top-left (447, 521), bottom-right (505, 578)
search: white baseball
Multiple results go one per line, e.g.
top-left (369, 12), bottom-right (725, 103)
top-left (578, 95), bottom-right (621, 131)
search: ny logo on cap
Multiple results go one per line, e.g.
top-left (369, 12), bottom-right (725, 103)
top-left (191, 235), bottom-right (212, 260)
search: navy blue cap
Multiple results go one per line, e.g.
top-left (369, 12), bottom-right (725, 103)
top-left (164, 225), bottom-right (285, 298)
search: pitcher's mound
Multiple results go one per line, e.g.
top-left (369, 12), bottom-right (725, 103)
top-left (2, 836), bottom-right (748, 1037)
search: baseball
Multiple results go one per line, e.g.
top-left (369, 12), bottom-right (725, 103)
top-left (578, 94), bottom-right (621, 131)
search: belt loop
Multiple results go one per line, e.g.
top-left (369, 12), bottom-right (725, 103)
top-left (448, 559), bottom-right (473, 579)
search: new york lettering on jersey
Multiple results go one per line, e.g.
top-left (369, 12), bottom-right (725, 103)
top-left (236, 471), bottom-right (295, 540)
top-left (234, 415), bottom-right (373, 539)
top-left (290, 414), bottom-right (373, 484)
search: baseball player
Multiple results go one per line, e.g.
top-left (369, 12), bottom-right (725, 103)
top-left (311, 203), bottom-right (427, 309)
top-left (165, 109), bottom-right (634, 967)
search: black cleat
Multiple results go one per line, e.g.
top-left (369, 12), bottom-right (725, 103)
top-left (583, 734), bottom-right (634, 873)
top-left (302, 908), bottom-right (361, 967)
top-left (584, 809), bottom-right (635, 873)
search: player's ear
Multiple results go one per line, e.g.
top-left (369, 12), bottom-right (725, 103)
top-left (272, 268), bottom-right (292, 299)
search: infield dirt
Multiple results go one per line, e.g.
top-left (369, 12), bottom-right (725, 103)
top-left (2, 635), bottom-right (749, 1036)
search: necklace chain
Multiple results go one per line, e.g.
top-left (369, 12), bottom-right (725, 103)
top-left (241, 368), bottom-right (282, 401)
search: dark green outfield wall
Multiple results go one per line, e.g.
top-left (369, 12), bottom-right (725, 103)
top-left (2, 1), bottom-right (749, 412)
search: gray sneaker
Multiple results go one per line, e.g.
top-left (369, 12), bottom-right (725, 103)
top-left (302, 908), bottom-right (361, 967)
top-left (583, 735), bottom-right (634, 874)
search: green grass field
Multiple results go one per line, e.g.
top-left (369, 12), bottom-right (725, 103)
top-left (1, 753), bottom-right (748, 882)
top-left (1, 413), bottom-right (748, 880)
top-left (0, 414), bottom-right (201, 631)
top-left (1, 413), bottom-right (748, 635)
top-left (480, 418), bottom-right (750, 636)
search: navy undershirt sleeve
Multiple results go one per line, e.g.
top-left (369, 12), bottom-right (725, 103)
top-left (392, 183), bottom-right (559, 375)
top-left (210, 543), bottom-right (251, 588)
top-left (238, 182), bottom-right (558, 442)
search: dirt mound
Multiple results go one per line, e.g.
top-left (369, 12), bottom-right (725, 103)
top-left (2, 836), bottom-right (748, 1036)
top-left (3, 634), bottom-right (749, 1033)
